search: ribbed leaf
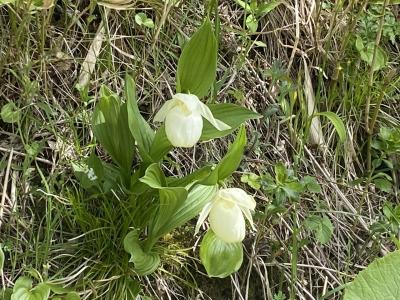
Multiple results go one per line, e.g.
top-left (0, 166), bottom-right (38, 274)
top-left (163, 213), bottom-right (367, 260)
top-left (65, 292), bottom-right (81, 300)
top-left (201, 103), bottom-right (261, 140)
top-left (315, 111), bottom-right (346, 142)
top-left (177, 19), bottom-right (217, 98)
top-left (168, 165), bottom-right (213, 187)
top-left (344, 250), bottom-right (400, 300)
top-left (139, 164), bottom-right (188, 239)
top-left (123, 230), bottom-right (160, 276)
top-left (92, 86), bottom-right (135, 175)
top-left (125, 74), bottom-right (155, 162)
top-left (11, 278), bottom-right (50, 300)
top-left (203, 126), bottom-right (247, 185)
top-left (149, 125), bottom-right (173, 162)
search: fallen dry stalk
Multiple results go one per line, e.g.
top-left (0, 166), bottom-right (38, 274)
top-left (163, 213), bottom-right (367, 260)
top-left (0, 148), bottom-right (13, 230)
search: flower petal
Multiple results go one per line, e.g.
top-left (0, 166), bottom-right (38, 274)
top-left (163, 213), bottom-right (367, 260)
top-left (154, 99), bottom-right (178, 122)
top-left (198, 102), bottom-right (231, 131)
top-left (165, 106), bottom-right (203, 147)
top-left (218, 188), bottom-right (256, 211)
top-left (241, 207), bottom-right (256, 231)
top-left (195, 201), bottom-right (213, 235)
top-left (173, 93), bottom-right (202, 113)
top-left (209, 200), bottom-right (245, 243)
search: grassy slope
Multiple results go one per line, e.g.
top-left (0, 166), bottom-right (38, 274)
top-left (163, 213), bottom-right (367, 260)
top-left (0, 0), bottom-right (399, 299)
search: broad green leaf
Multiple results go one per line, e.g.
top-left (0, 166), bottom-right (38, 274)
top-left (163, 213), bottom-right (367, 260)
top-left (1, 102), bottom-right (20, 124)
top-left (123, 230), bottom-right (160, 276)
top-left (140, 169), bottom-right (217, 244)
top-left (177, 19), bottom-right (217, 98)
top-left (139, 164), bottom-right (188, 238)
top-left (201, 103), bottom-right (261, 140)
top-left (168, 165), bottom-right (213, 187)
top-left (130, 165), bottom-right (153, 195)
top-left (314, 111), bottom-right (346, 142)
top-left (200, 230), bottom-right (243, 278)
top-left (304, 215), bottom-right (333, 245)
top-left (43, 283), bottom-right (74, 295)
top-left (301, 176), bottom-right (321, 193)
top-left (0, 289), bottom-right (12, 300)
top-left (246, 14), bottom-right (258, 33)
top-left (11, 279), bottom-right (50, 300)
top-left (72, 151), bottom-right (105, 190)
top-left (29, 0), bottom-right (54, 9)
top-left (355, 35), bottom-right (364, 52)
top-left (65, 292), bottom-right (81, 300)
top-left (202, 126), bottom-right (246, 185)
top-left (373, 178), bottom-right (393, 193)
top-left (25, 142), bottom-right (43, 158)
top-left (241, 173), bottom-right (261, 190)
top-left (274, 163), bottom-right (287, 184)
top-left (160, 184), bottom-right (218, 236)
top-left (344, 250), bottom-right (400, 300)
top-left (253, 40), bottom-right (267, 48)
top-left (125, 278), bottom-right (141, 299)
top-left (154, 188), bottom-right (187, 236)
top-left (93, 86), bottom-right (135, 175)
top-left (29, 284), bottom-right (50, 299)
top-left (12, 277), bottom-right (32, 294)
top-left (134, 12), bottom-right (154, 29)
top-left (0, 0), bottom-right (17, 4)
top-left (125, 75), bottom-right (155, 162)
top-left (149, 125), bottom-right (173, 162)
top-left (233, 0), bottom-right (252, 13)
top-left (113, 100), bottom-right (134, 171)
top-left (139, 163), bottom-right (166, 188)
top-left (359, 43), bottom-right (387, 71)
top-left (88, 152), bottom-right (105, 181)
top-left (282, 181), bottom-right (304, 200)
top-left (257, 1), bottom-right (282, 16)
top-left (370, 0), bottom-right (400, 3)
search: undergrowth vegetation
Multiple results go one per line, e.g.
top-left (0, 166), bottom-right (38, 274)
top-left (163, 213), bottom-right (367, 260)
top-left (0, 0), bottom-right (399, 299)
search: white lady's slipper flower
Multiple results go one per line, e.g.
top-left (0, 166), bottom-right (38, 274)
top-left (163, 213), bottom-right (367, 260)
top-left (195, 188), bottom-right (256, 243)
top-left (154, 93), bottom-right (231, 147)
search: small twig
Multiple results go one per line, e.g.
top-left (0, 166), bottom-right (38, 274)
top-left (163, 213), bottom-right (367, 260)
top-left (0, 146), bottom-right (53, 165)
top-left (287, 0), bottom-right (300, 72)
top-left (0, 149), bottom-right (13, 230)
top-left (151, 0), bottom-right (174, 50)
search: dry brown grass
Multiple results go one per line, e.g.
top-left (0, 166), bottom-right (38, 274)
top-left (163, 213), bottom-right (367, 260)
top-left (0, 0), bottom-right (399, 299)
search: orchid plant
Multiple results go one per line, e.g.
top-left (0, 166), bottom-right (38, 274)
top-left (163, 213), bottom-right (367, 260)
top-left (75, 18), bottom-right (261, 278)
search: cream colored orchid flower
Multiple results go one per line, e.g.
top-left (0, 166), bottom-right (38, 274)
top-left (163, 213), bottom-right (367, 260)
top-left (195, 188), bottom-right (256, 243)
top-left (154, 93), bottom-right (231, 147)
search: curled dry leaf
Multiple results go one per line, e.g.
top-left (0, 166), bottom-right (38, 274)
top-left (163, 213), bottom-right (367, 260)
top-left (77, 23), bottom-right (105, 88)
top-left (304, 60), bottom-right (325, 147)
